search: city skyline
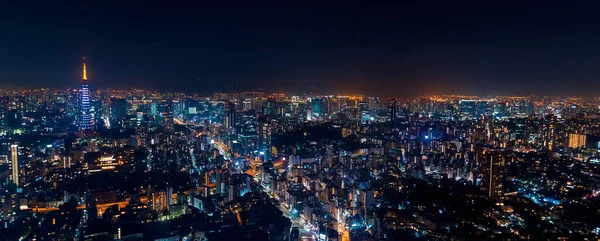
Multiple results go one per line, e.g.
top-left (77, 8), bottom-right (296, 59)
top-left (1, 56), bottom-right (598, 99)
top-left (1, 3), bottom-right (600, 241)
top-left (2, 3), bottom-right (600, 97)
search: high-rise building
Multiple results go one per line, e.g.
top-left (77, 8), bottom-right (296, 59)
top-left (543, 114), bottom-right (557, 150)
top-left (0, 96), bottom-right (8, 129)
top-left (568, 133), bottom-right (587, 149)
top-left (494, 102), bottom-right (507, 118)
top-left (91, 100), bottom-right (103, 125)
top-left (257, 117), bottom-right (272, 162)
top-left (388, 99), bottom-right (397, 122)
top-left (167, 186), bottom-right (173, 205)
top-left (265, 96), bottom-right (277, 116)
top-left (110, 98), bottom-right (127, 121)
top-left (215, 169), bottom-right (228, 194)
top-left (325, 144), bottom-right (334, 167)
top-left (458, 99), bottom-right (477, 117)
top-left (163, 101), bottom-right (175, 133)
top-left (311, 98), bottom-right (322, 118)
top-left (228, 174), bottom-right (251, 201)
top-left (78, 58), bottom-right (94, 131)
top-left (6, 109), bottom-right (21, 131)
top-left (10, 143), bottom-right (18, 186)
top-left (225, 102), bottom-right (236, 134)
top-left (485, 151), bottom-right (505, 198)
top-left (150, 102), bottom-right (157, 116)
top-left (85, 191), bottom-right (98, 221)
top-left (306, 107), bottom-right (313, 121)
top-left (477, 101), bottom-right (490, 116)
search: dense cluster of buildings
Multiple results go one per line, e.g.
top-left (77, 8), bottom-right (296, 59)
top-left (0, 60), bottom-right (599, 240)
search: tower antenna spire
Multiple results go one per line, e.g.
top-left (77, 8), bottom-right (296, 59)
top-left (83, 57), bottom-right (87, 81)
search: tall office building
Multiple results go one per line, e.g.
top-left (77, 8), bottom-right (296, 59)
top-left (257, 117), bottom-right (272, 162)
top-left (215, 169), bottom-right (228, 194)
top-left (10, 143), bottom-right (18, 186)
top-left (568, 133), bottom-right (587, 149)
top-left (388, 99), bottom-right (397, 122)
top-left (166, 186), bottom-right (173, 205)
top-left (543, 114), bottom-right (557, 150)
top-left (136, 123), bottom-right (149, 147)
top-left (485, 151), bottom-right (505, 198)
top-left (311, 98), bottom-right (322, 118)
top-left (0, 96), bottom-right (8, 129)
top-left (78, 58), bottom-right (94, 131)
top-left (225, 102), bottom-right (236, 134)
top-left (265, 96), bottom-right (277, 116)
top-left (458, 99), bottom-right (477, 117)
top-left (91, 100), bottom-right (103, 125)
top-left (325, 144), bottom-right (334, 167)
top-left (150, 102), bottom-right (157, 116)
top-left (110, 98), bottom-right (127, 121)
top-left (6, 109), bottom-right (21, 131)
top-left (163, 101), bottom-right (175, 133)
top-left (85, 191), bottom-right (98, 221)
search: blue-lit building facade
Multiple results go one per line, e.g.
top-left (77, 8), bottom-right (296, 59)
top-left (78, 58), bottom-right (94, 131)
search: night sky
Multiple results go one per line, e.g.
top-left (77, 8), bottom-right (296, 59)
top-left (1, 2), bottom-right (600, 97)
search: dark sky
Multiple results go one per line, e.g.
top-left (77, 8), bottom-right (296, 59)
top-left (1, 2), bottom-right (600, 97)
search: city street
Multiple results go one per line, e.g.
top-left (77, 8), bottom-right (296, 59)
top-left (215, 140), bottom-right (317, 240)
top-left (279, 203), bottom-right (317, 241)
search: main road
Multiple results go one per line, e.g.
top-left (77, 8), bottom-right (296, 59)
top-left (181, 118), bottom-right (316, 240)
top-left (278, 201), bottom-right (317, 241)
top-left (213, 140), bottom-right (316, 240)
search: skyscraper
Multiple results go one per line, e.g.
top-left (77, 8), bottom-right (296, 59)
top-left (163, 101), bottom-right (175, 133)
top-left (10, 143), bottom-right (18, 186)
top-left (225, 102), bottom-right (236, 135)
top-left (388, 99), bottom-right (397, 122)
top-left (85, 191), bottom-right (98, 221)
top-left (78, 58), bottom-right (94, 131)
top-left (257, 117), bottom-right (272, 162)
top-left (151, 102), bottom-right (157, 116)
top-left (215, 169), bottom-right (228, 194)
top-left (311, 98), bottom-right (322, 118)
top-left (110, 98), bottom-right (127, 121)
top-left (459, 99), bottom-right (477, 117)
top-left (0, 96), bottom-right (8, 129)
top-left (265, 96), bottom-right (277, 116)
top-left (543, 114), bottom-right (557, 150)
top-left (485, 151), bottom-right (505, 198)
top-left (568, 133), bottom-right (587, 149)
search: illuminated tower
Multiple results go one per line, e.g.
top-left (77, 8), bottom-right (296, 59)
top-left (257, 117), bottom-right (272, 162)
top-left (10, 143), bottom-right (18, 186)
top-left (78, 58), bottom-right (94, 131)
top-left (485, 151), bottom-right (505, 198)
